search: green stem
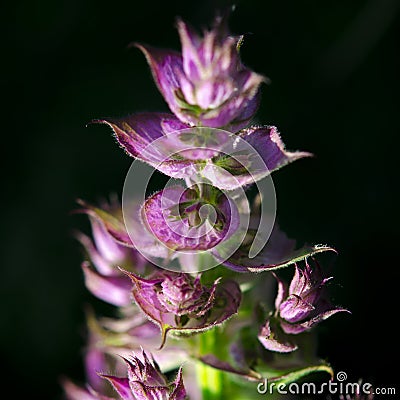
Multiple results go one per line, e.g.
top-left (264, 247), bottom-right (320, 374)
top-left (196, 328), bottom-right (226, 400)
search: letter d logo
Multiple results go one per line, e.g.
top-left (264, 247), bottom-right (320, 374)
top-left (257, 378), bottom-right (268, 394)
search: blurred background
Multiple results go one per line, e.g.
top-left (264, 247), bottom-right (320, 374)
top-left (2, 0), bottom-right (399, 398)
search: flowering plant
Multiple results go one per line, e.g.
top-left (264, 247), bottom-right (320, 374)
top-left (64, 13), bottom-right (349, 399)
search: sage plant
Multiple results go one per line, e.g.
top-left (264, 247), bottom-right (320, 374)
top-left (64, 14), bottom-right (349, 399)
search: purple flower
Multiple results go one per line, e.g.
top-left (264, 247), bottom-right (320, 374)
top-left (259, 259), bottom-right (349, 352)
top-left (66, 9), bottom-right (354, 398)
top-left (97, 114), bottom-right (310, 190)
top-left (123, 270), bottom-right (241, 347)
top-left (78, 203), bottom-right (148, 273)
top-left (76, 199), bottom-right (150, 306)
top-left (158, 273), bottom-right (215, 316)
top-left (276, 260), bottom-right (349, 333)
top-left (142, 184), bottom-right (239, 251)
top-left (136, 16), bottom-right (265, 130)
top-left (102, 350), bottom-right (187, 400)
top-left (203, 125), bottom-right (312, 190)
top-left (77, 198), bottom-right (134, 248)
top-left (84, 307), bottom-right (175, 392)
top-left (64, 350), bottom-right (187, 400)
top-left (65, 305), bottom-right (188, 395)
top-left (77, 197), bottom-right (173, 259)
top-left (80, 261), bottom-right (133, 307)
top-left (257, 319), bottom-right (298, 353)
top-left (63, 379), bottom-right (114, 400)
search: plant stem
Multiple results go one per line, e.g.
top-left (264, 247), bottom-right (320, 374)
top-left (196, 328), bottom-right (226, 400)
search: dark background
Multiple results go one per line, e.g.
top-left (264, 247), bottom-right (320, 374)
top-left (2, 0), bottom-right (399, 398)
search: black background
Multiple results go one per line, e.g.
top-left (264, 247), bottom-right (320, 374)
top-left (2, 0), bottom-right (399, 398)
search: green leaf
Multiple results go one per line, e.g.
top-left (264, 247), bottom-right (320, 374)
top-left (259, 363), bottom-right (334, 384)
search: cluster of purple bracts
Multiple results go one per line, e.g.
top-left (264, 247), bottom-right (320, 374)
top-left (64, 15), bottom-right (348, 400)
